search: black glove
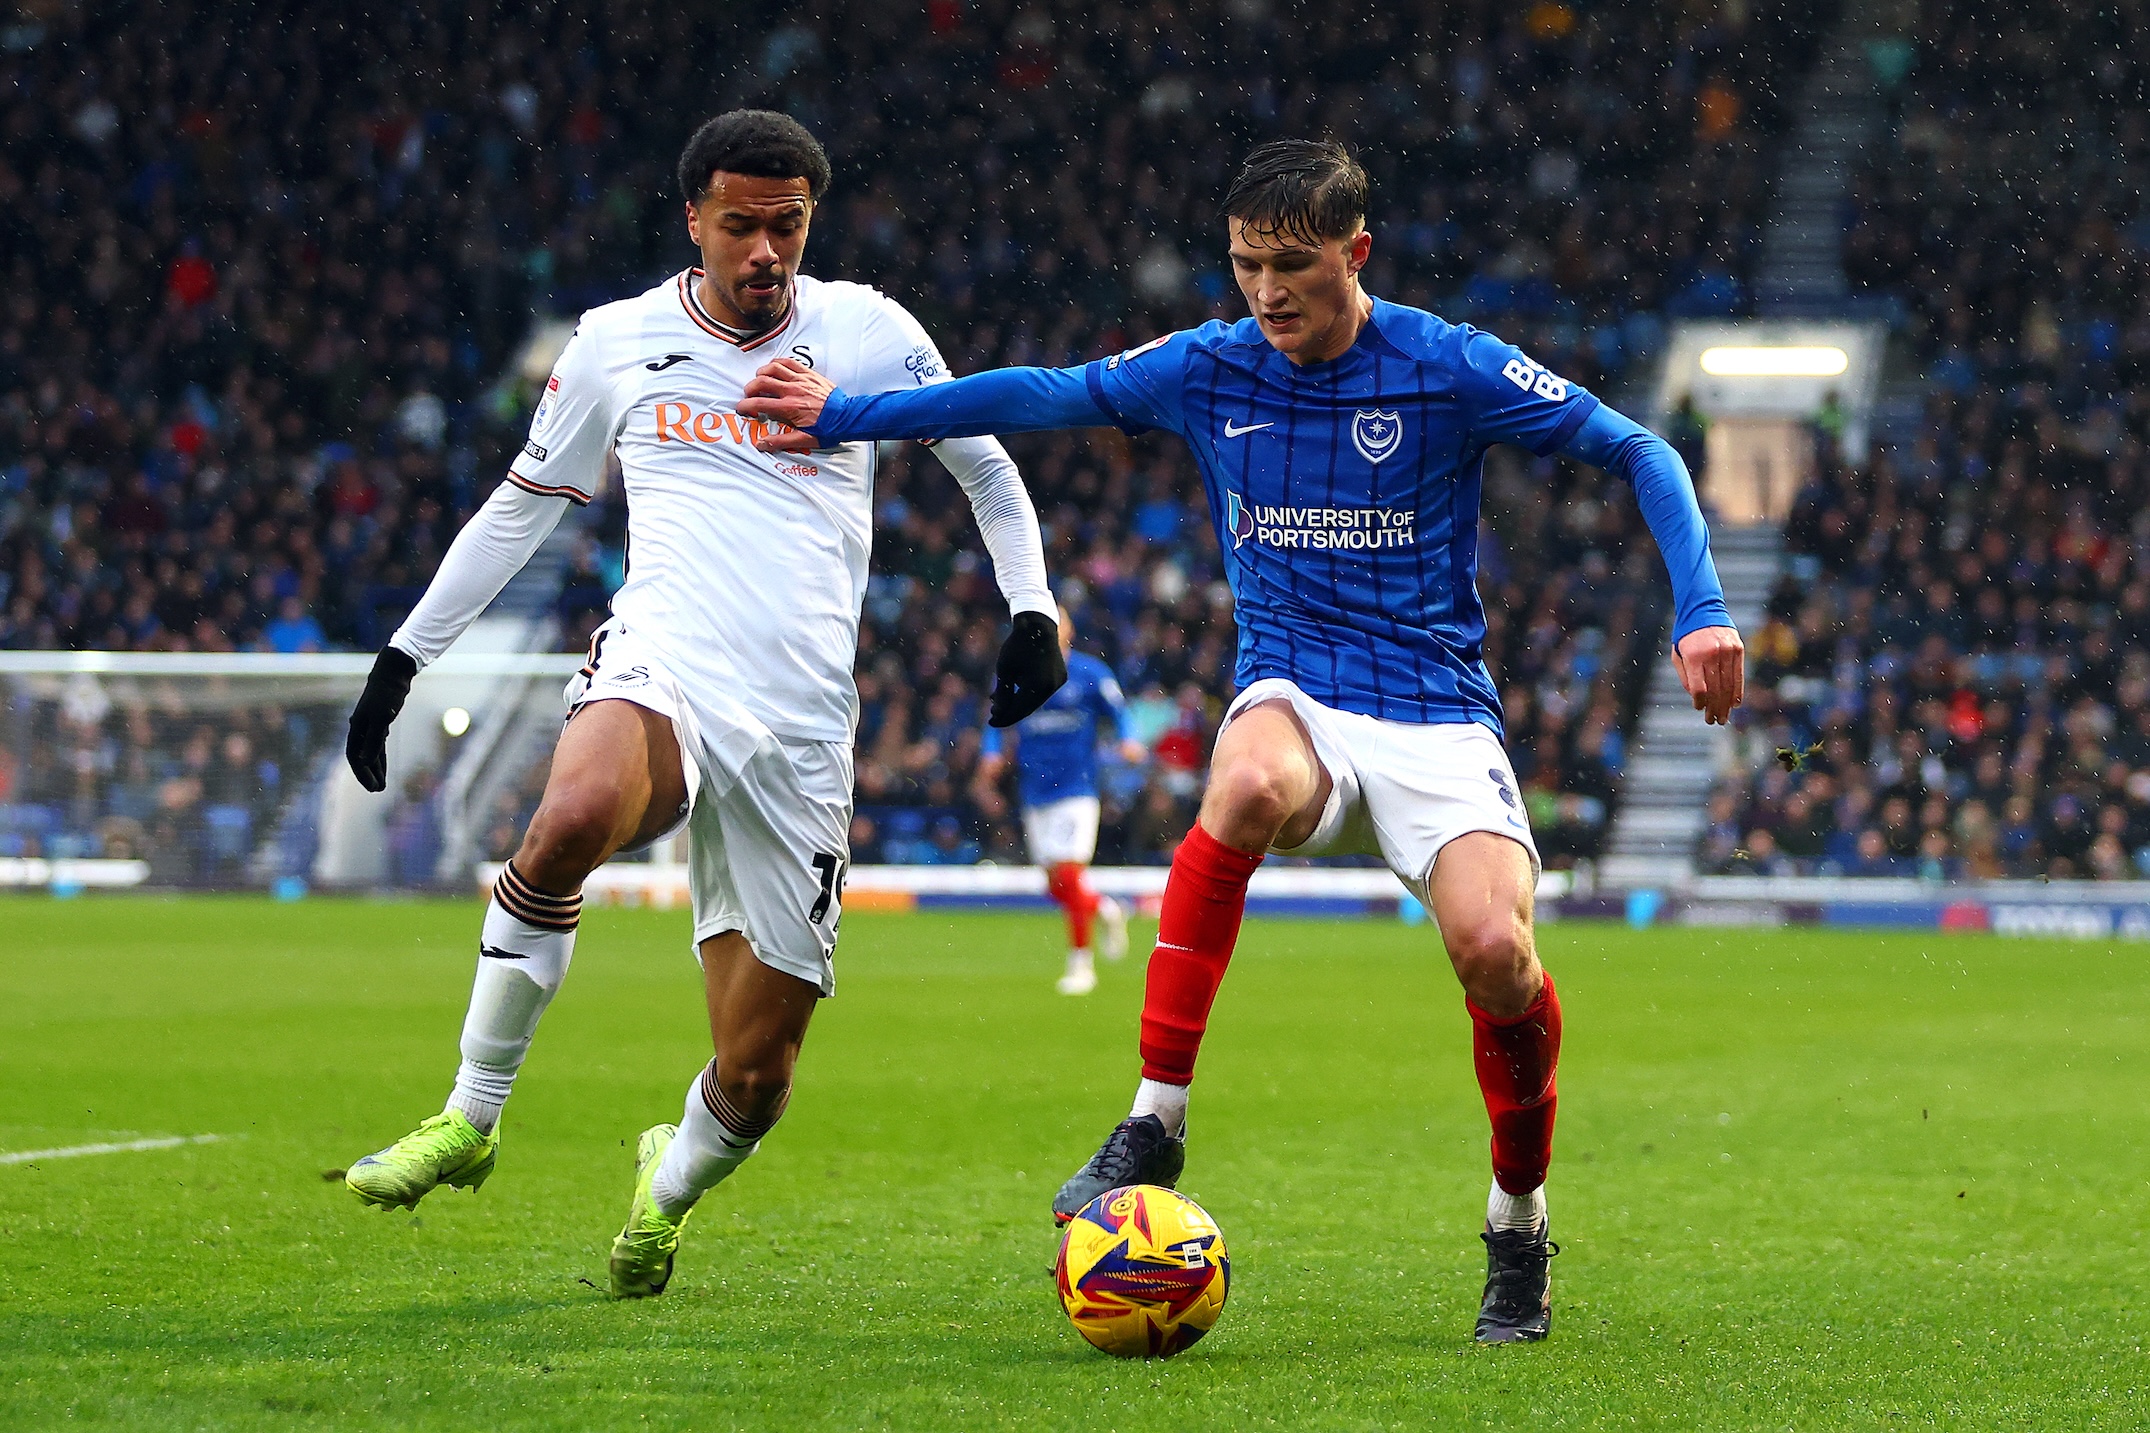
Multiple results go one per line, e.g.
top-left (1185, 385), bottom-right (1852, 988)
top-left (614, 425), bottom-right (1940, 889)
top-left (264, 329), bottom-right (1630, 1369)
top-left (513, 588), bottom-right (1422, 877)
top-left (346, 646), bottom-right (419, 792)
top-left (987, 610), bottom-right (1068, 728)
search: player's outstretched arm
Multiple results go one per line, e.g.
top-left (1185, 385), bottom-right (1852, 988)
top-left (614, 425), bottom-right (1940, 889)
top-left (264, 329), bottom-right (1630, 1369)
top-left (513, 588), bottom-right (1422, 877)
top-left (740, 357), bottom-right (1114, 452)
top-left (1559, 404), bottom-right (1745, 725)
top-left (923, 433), bottom-right (1065, 724)
top-left (345, 480), bottom-right (572, 791)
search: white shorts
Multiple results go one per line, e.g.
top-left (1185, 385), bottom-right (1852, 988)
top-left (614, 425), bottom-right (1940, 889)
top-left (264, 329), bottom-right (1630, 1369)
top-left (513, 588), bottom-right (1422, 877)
top-left (1022, 795), bottom-right (1101, 866)
top-left (1221, 678), bottom-right (1540, 904)
top-left (566, 620), bottom-right (852, 996)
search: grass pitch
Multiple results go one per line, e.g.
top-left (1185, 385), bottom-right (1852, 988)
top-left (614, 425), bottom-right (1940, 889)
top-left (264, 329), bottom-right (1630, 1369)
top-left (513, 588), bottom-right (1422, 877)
top-left (1, 899), bottom-right (2144, 1430)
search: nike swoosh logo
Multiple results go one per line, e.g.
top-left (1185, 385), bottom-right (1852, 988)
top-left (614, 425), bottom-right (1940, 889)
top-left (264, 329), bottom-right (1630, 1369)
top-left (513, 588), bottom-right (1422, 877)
top-left (479, 946), bottom-right (528, 961)
top-left (1223, 420), bottom-right (1274, 437)
top-left (646, 354), bottom-right (693, 371)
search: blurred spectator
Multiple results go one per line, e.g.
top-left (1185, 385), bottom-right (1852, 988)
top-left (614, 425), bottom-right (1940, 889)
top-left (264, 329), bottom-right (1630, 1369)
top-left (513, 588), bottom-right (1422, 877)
top-left (263, 596), bottom-right (327, 654)
top-left (386, 768), bottom-right (444, 887)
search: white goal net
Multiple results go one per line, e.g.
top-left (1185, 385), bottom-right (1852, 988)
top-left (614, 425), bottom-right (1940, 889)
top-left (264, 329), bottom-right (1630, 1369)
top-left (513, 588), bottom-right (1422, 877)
top-left (0, 652), bottom-right (588, 893)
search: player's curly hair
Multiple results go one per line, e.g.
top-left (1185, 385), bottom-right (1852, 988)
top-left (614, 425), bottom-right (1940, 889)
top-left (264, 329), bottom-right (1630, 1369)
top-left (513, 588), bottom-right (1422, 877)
top-left (1222, 139), bottom-right (1368, 246)
top-left (677, 110), bottom-right (832, 202)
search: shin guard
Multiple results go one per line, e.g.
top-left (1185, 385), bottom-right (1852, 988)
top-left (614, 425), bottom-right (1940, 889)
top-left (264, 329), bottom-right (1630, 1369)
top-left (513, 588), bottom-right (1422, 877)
top-left (1136, 825), bottom-right (1265, 1086)
top-left (1469, 971), bottom-right (1562, 1195)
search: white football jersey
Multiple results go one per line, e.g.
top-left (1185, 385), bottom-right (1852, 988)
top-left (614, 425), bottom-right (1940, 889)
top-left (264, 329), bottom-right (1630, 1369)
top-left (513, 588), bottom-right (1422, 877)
top-left (514, 271), bottom-right (965, 743)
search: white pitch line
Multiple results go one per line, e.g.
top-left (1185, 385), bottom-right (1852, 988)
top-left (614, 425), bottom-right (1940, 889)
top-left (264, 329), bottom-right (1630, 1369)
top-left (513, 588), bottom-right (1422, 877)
top-left (0, 1134), bottom-right (225, 1166)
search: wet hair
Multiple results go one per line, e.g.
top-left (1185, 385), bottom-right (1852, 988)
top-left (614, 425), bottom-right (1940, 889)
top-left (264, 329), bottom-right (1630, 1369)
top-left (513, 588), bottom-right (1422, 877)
top-left (1221, 138), bottom-right (1368, 246)
top-left (677, 110), bottom-right (832, 203)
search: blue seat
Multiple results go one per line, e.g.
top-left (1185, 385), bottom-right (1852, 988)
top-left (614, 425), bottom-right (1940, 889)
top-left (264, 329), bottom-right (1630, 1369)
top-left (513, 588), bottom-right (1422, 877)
top-left (2, 803), bottom-right (62, 836)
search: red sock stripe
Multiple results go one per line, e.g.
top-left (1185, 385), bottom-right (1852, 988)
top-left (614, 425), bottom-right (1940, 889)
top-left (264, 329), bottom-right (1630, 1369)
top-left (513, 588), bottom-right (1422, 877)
top-left (1470, 970), bottom-right (1562, 1195)
top-left (698, 1060), bottom-right (787, 1145)
top-left (495, 859), bottom-right (581, 932)
top-left (1136, 825), bottom-right (1265, 1085)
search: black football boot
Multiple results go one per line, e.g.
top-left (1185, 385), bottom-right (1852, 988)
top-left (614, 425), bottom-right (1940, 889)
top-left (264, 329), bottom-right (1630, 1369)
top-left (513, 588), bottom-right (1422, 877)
top-left (1049, 1115), bottom-right (1186, 1224)
top-left (1474, 1219), bottom-right (1559, 1343)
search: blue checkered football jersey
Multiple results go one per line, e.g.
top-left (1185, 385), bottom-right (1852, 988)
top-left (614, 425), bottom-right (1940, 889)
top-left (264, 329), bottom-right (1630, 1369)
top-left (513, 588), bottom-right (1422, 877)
top-left (1082, 301), bottom-right (1599, 731)
top-left (808, 296), bottom-right (1728, 739)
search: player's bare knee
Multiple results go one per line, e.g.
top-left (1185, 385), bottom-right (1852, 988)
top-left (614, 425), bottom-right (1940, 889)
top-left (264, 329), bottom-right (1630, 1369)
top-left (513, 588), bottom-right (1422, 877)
top-left (1203, 758), bottom-right (1295, 847)
top-left (711, 1062), bottom-right (791, 1126)
top-left (517, 791), bottom-right (621, 887)
top-left (1446, 915), bottom-right (1535, 1012)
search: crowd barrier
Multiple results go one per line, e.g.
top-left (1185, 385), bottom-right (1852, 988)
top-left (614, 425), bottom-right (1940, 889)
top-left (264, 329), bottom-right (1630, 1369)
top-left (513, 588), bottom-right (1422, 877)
top-left (477, 864), bottom-right (2150, 937)
top-left (8, 855), bottom-right (2147, 940)
top-left (1588, 876), bottom-right (2150, 939)
top-left (480, 861), bottom-right (1574, 919)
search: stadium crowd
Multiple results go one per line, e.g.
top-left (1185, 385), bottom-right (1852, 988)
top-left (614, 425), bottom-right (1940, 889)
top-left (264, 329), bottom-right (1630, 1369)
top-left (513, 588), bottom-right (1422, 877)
top-left (1703, 391), bottom-right (2150, 881)
top-left (1700, 0), bottom-right (2148, 881)
top-left (0, 0), bottom-right (1831, 877)
top-left (1843, 0), bottom-right (2141, 411)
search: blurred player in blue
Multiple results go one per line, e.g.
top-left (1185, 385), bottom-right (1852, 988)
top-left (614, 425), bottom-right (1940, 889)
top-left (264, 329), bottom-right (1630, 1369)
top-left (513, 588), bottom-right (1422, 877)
top-left (743, 139), bottom-right (1744, 1342)
top-left (974, 604), bottom-right (1147, 995)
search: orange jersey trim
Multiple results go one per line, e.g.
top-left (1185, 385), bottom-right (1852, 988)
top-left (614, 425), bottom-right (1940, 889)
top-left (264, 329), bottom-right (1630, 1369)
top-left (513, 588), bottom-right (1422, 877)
top-left (507, 472), bottom-right (593, 506)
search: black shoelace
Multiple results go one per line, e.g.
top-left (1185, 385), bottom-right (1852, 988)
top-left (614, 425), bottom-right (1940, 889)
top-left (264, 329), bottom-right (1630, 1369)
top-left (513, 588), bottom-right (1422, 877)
top-left (1083, 1121), bottom-right (1153, 1178)
top-left (1481, 1230), bottom-right (1561, 1302)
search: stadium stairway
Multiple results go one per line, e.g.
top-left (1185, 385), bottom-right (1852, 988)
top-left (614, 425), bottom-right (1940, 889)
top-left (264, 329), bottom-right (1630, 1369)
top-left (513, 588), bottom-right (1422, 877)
top-left (1755, 4), bottom-right (1908, 314)
top-left (1597, 521), bottom-right (1783, 891)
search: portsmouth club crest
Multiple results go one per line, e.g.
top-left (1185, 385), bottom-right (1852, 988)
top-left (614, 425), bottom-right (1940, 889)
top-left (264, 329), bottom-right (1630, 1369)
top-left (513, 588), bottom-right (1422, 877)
top-left (1352, 408), bottom-right (1402, 465)
top-left (1225, 491), bottom-right (1255, 548)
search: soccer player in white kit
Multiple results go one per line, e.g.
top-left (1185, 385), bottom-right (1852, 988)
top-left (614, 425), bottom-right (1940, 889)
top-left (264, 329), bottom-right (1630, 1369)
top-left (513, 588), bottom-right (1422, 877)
top-left (337, 112), bottom-right (1063, 1298)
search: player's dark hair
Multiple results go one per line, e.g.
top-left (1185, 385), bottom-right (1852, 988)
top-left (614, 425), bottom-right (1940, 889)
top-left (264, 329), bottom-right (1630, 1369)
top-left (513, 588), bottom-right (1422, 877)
top-left (1222, 139), bottom-right (1368, 246)
top-left (677, 110), bottom-right (832, 202)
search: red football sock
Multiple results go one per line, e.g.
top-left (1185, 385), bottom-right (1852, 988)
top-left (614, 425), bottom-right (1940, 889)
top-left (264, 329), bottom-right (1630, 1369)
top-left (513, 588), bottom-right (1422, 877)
top-left (1138, 825), bottom-right (1266, 1085)
top-left (1046, 862), bottom-right (1099, 949)
top-left (1468, 970), bottom-right (1562, 1195)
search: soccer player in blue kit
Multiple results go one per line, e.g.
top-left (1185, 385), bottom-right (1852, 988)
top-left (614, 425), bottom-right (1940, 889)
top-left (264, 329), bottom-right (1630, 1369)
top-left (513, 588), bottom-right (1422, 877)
top-left (744, 140), bottom-right (1745, 1342)
top-left (974, 604), bottom-right (1147, 995)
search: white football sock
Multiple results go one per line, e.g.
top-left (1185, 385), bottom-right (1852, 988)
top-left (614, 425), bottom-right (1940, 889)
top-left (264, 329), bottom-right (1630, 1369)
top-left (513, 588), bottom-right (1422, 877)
top-left (1130, 1077), bottom-right (1189, 1137)
top-left (1065, 948), bottom-right (1094, 975)
top-left (445, 865), bottom-right (577, 1134)
top-left (649, 1060), bottom-right (785, 1217)
top-left (1487, 1179), bottom-right (1547, 1233)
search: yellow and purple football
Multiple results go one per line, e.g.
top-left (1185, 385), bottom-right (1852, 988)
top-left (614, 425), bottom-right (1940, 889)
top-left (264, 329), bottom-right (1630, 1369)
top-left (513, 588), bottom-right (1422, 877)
top-left (1054, 1184), bottom-right (1230, 1358)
